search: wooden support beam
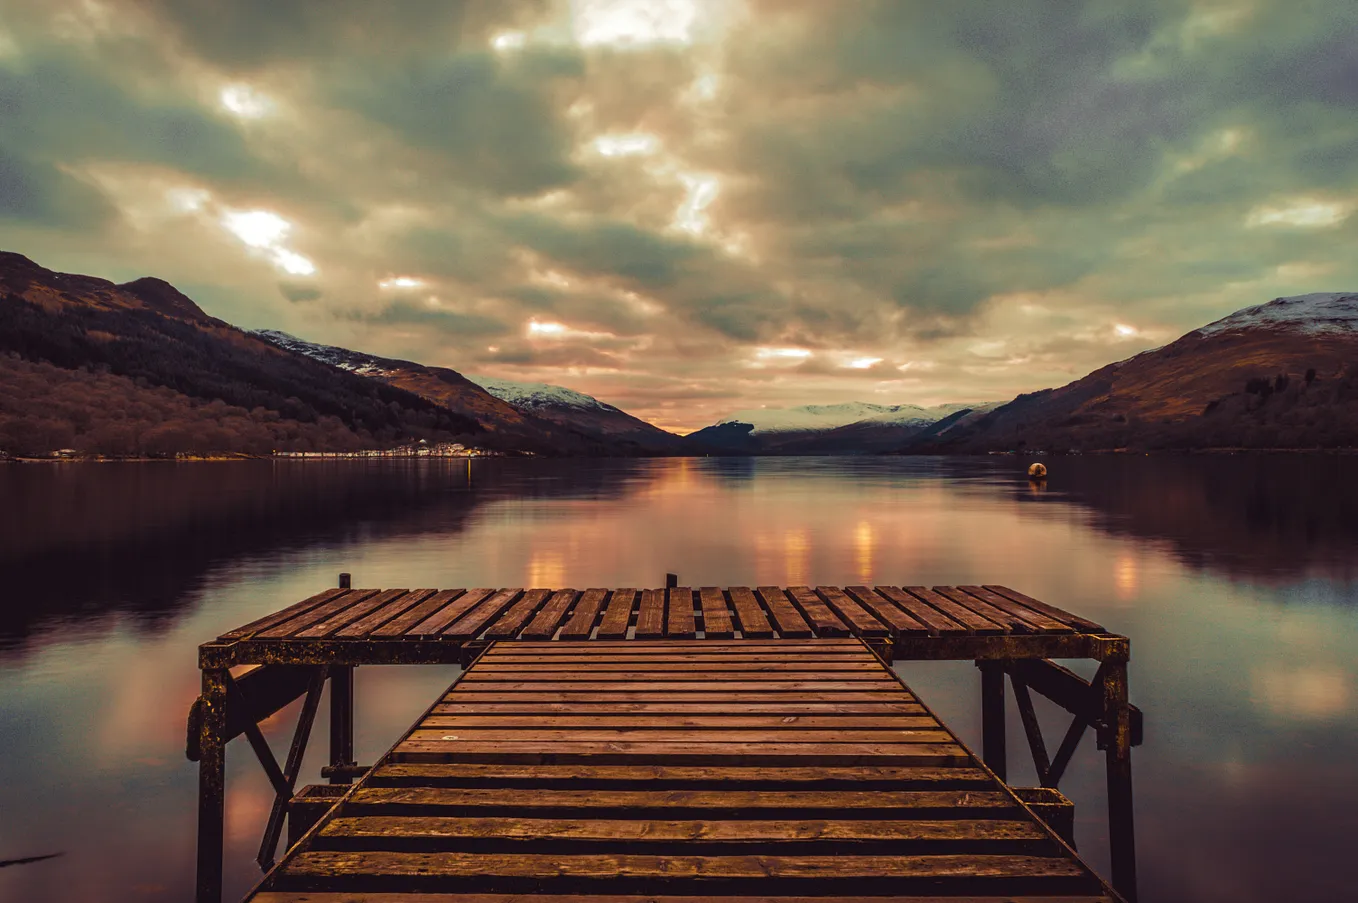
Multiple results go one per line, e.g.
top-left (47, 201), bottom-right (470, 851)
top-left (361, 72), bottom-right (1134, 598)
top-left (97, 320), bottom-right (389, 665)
top-left (1046, 714), bottom-right (1089, 788)
top-left (258, 668), bottom-right (328, 870)
top-left (977, 660), bottom-right (1006, 781)
top-left (195, 669), bottom-right (227, 903)
top-left (1005, 659), bottom-right (1142, 746)
top-left (329, 666), bottom-right (355, 785)
top-left (1010, 675), bottom-right (1051, 786)
top-left (1102, 658), bottom-right (1137, 901)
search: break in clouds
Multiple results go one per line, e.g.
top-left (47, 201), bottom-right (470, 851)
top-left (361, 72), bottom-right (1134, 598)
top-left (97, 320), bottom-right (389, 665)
top-left (1, 0), bottom-right (1355, 431)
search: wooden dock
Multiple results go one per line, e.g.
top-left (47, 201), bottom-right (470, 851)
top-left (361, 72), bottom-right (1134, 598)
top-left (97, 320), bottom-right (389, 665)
top-left (190, 583), bottom-right (1140, 902)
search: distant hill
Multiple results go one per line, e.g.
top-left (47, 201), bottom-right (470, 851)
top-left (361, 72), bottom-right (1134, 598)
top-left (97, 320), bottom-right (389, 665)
top-left (0, 251), bottom-right (486, 457)
top-left (253, 331), bottom-right (671, 455)
top-left (468, 375), bottom-right (686, 454)
top-left (687, 401), bottom-right (998, 454)
top-left (908, 292), bottom-right (1358, 453)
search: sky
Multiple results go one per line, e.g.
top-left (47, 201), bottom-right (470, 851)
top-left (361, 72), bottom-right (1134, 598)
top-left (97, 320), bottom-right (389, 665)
top-left (1, 0), bottom-right (1356, 433)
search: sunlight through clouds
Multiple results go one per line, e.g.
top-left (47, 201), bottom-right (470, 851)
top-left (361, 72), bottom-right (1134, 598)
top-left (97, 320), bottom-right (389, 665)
top-left (1246, 198), bottom-right (1351, 228)
top-left (220, 210), bottom-right (315, 276)
top-left (570, 0), bottom-right (699, 48)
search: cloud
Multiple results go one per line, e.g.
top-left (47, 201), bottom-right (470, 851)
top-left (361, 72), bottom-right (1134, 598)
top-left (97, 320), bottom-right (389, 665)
top-left (2, 0), bottom-right (1358, 430)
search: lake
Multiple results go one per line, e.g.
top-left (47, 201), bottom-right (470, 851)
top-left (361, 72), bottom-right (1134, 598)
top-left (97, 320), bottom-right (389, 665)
top-left (1, 455), bottom-right (1355, 902)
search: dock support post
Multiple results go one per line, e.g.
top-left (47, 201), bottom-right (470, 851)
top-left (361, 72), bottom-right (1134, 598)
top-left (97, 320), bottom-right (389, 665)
top-left (978, 660), bottom-right (1007, 781)
top-left (195, 668), bottom-right (228, 903)
top-left (1102, 657), bottom-right (1137, 901)
top-left (329, 666), bottom-right (355, 784)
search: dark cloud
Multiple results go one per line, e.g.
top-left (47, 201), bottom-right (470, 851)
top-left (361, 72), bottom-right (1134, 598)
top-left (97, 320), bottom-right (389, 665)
top-left (2, 0), bottom-right (1357, 429)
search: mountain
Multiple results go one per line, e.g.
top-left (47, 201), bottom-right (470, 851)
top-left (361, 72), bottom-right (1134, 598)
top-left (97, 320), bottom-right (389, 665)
top-left (0, 251), bottom-right (488, 457)
top-left (909, 292), bottom-right (1358, 453)
top-left (252, 332), bottom-right (685, 454)
top-left (468, 375), bottom-right (687, 454)
top-left (687, 401), bottom-right (997, 454)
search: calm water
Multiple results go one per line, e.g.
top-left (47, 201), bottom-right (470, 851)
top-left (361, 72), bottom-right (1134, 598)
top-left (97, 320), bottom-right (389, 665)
top-left (1, 456), bottom-right (1356, 902)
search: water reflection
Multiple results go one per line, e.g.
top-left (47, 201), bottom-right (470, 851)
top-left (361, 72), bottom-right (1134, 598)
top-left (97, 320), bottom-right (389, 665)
top-left (0, 456), bottom-right (1355, 903)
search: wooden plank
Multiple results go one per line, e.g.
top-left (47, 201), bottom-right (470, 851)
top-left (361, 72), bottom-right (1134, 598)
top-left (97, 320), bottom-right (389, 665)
top-left (407, 589), bottom-right (494, 638)
top-left (462, 670), bottom-right (892, 682)
top-left (485, 589), bottom-right (554, 640)
top-left (557, 589), bottom-right (608, 640)
top-left (220, 587), bottom-right (347, 640)
top-left (931, 587), bottom-right (1036, 634)
top-left (391, 742), bottom-right (970, 764)
top-left (982, 585), bottom-right (1105, 633)
top-left (319, 815), bottom-right (1048, 844)
top-left (901, 587), bottom-right (1005, 635)
top-left (666, 587), bottom-right (696, 639)
top-left (520, 590), bottom-right (578, 641)
top-left (841, 587), bottom-right (930, 638)
top-left (754, 587), bottom-right (815, 638)
top-left (367, 763), bottom-right (992, 786)
top-left (436, 694), bottom-right (920, 704)
top-left (420, 716), bottom-right (942, 729)
top-left (957, 586), bottom-right (1072, 634)
top-left (406, 729), bottom-right (956, 744)
top-left (785, 587), bottom-right (850, 637)
top-left (281, 851), bottom-right (1089, 882)
top-left (337, 589), bottom-right (438, 638)
top-left (874, 587), bottom-right (970, 636)
top-left (634, 588), bottom-right (667, 639)
top-left (255, 894), bottom-right (1114, 903)
top-left (816, 587), bottom-right (889, 638)
top-left (727, 587), bottom-right (774, 638)
top-left (347, 788), bottom-right (1012, 812)
top-left (431, 702), bottom-right (927, 715)
top-left (444, 589), bottom-right (526, 642)
top-left (373, 589), bottom-right (467, 638)
top-left (596, 589), bottom-right (637, 639)
top-left (472, 662), bottom-right (885, 672)
top-left (481, 640), bottom-right (863, 651)
top-left (698, 587), bottom-right (735, 639)
top-left (254, 589), bottom-right (379, 639)
top-left (454, 682), bottom-right (900, 692)
top-left (297, 589), bottom-right (411, 639)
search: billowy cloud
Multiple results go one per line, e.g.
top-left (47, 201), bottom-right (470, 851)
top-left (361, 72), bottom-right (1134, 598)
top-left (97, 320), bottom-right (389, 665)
top-left (1, 0), bottom-right (1356, 431)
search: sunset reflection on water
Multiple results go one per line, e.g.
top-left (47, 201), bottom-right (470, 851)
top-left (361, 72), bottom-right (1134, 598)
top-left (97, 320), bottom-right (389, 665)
top-left (1, 455), bottom-right (1356, 903)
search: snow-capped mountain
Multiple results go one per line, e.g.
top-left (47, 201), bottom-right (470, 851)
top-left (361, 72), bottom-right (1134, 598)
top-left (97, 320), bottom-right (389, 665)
top-left (685, 400), bottom-right (999, 454)
top-left (910, 289), bottom-right (1358, 453)
top-left (1196, 293), bottom-right (1358, 337)
top-left (252, 329), bottom-right (396, 376)
top-left (468, 376), bottom-right (619, 414)
top-left (467, 375), bottom-right (684, 452)
top-left (707, 401), bottom-right (985, 435)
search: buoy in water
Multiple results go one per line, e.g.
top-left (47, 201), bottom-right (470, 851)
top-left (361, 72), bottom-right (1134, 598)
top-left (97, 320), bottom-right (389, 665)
top-left (1027, 462), bottom-right (1048, 479)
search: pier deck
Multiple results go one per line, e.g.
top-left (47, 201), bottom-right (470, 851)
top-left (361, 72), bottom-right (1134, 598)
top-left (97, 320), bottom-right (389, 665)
top-left (191, 584), bottom-right (1139, 902)
top-left (250, 639), bottom-right (1115, 901)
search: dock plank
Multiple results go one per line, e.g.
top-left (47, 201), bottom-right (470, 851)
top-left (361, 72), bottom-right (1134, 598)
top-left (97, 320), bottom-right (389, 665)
top-left (666, 587), bottom-right (696, 639)
top-left (338, 589), bottom-right (438, 637)
top-left (699, 587), bottom-right (735, 639)
top-left (244, 637), bottom-right (1118, 902)
top-left (727, 586), bottom-right (775, 638)
top-left (519, 590), bottom-right (578, 641)
top-left (635, 588), bottom-right (668, 639)
top-left (445, 590), bottom-right (526, 642)
top-left (957, 586), bottom-right (1073, 634)
top-left (901, 587), bottom-right (1005, 635)
top-left (407, 589), bottom-right (494, 638)
top-left (596, 589), bottom-right (637, 639)
top-left (785, 587), bottom-right (850, 637)
top-left (298, 589), bottom-right (411, 639)
top-left (983, 585), bottom-right (1105, 633)
top-left (842, 587), bottom-right (930, 638)
top-left (755, 587), bottom-right (815, 638)
top-left (557, 589), bottom-right (608, 640)
top-left (254, 589), bottom-right (380, 639)
top-left (874, 587), bottom-right (970, 636)
top-left (485, 589), bottom-right (554, 640)
top-left (220, 587), bottom-right (348, 640)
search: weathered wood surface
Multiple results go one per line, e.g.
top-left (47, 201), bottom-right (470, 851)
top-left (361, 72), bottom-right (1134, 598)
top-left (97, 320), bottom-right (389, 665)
top-left (214, 585), bottom-right (1108, 650)
top-left (248, 640), bottom-right (1114, 902)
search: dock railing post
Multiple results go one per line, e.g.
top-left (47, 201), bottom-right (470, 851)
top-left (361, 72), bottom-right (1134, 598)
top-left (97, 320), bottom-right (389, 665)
top-left (195, 668), bottom-right (228, 903)
top-left (978, 660), bottom-right (1007, 781)
top-left (1102, 655), bottom-right (1137, 901)
top-left (329, 665), bottom-right (356, 784)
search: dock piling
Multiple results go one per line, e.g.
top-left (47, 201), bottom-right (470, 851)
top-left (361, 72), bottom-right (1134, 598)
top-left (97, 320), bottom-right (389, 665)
top-left (328, 665), bottom-right (355, 785)
top-left (979, 659), bottom-right (1007, 781)
top-left (195, 668), bottom-right (227, 903)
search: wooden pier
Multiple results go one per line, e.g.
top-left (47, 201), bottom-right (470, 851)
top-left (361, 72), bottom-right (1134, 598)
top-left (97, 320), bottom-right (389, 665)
top-left (190, 582), bottom-right (1141, 902)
